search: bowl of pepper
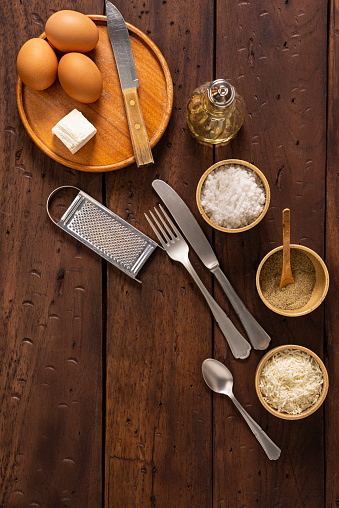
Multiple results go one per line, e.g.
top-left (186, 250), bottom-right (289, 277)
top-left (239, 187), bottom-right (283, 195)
top-left (256, 245), bottom-right (329, 317)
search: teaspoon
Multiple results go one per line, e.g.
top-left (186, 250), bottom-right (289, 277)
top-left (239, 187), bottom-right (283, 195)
top-left (202, 358), bottom-right (281, 460)
top-left (280, 208), bottom-right (295, 289)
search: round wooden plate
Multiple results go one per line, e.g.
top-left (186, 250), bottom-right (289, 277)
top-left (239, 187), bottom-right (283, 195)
top-left (16, 15), bottom-right (173, 172)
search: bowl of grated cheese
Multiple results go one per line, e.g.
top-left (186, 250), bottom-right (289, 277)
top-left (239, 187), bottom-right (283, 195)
top-left (255, 345), bottom-right (329, 420)
top-left (196, 159), bottom-right (270, 233)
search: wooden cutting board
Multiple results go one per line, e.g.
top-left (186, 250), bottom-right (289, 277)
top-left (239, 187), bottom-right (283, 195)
top-left (16, 15), bottom-right (173, 172)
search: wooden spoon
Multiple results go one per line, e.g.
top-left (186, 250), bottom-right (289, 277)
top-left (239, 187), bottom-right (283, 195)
top-left (280, 208), bottom-right (295, 289)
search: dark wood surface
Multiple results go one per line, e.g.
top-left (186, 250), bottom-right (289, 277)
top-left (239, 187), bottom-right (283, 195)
top-left (0, 1), bottom-right (337, 507)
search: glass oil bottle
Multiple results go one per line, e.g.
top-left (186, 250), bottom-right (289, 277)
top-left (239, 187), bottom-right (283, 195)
top-left (186, 79), bottom-right (246, 145)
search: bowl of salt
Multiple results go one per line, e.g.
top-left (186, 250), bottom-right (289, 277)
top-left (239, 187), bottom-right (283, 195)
top-left (196, 159), bottom-right (270, 233)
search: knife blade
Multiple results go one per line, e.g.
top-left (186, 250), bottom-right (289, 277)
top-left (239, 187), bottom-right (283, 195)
top-left (106, 1), bottom-right (153, 167)
top-left (152, 179), bottom-right (271, 350)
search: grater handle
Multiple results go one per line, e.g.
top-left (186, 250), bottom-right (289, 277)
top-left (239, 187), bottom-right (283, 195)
top-left (46, 186), bottom-right (81, 225)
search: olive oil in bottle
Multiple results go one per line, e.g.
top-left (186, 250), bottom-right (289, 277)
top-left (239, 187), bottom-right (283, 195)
top-left (186, 79), bottom-right (245, 145)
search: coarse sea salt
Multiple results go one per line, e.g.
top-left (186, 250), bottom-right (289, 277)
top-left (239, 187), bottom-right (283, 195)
top-left (200, 164), bottom-right (266, 229)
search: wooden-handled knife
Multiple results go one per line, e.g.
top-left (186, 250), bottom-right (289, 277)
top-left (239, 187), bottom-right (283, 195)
top-left (106, 1), bottom-right (154, 167)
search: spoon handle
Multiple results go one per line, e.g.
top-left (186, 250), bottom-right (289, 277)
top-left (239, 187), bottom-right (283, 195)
top-left (280, 208), bottom-right (294, 289)
top-left (230, 394), bottom-right (281, 460)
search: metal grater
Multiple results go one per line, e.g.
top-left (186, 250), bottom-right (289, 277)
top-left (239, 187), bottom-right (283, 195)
top-left (47, 186), bottom-right (157, 281)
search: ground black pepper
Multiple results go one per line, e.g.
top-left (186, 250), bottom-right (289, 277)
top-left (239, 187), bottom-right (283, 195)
top-left (259, 249), bottom-right (316, 310)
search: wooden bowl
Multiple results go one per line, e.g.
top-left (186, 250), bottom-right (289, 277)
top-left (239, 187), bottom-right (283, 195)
top-left (256, 244), bottom-right (329, 317)
top-left (196, 159), bottom-right (270, 233)
top-left (16, 15), bottom-right (173, 172)
top-left (255, 345), bottom-right (329, 420)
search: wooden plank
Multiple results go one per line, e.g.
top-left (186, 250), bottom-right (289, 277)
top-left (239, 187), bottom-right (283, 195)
top-left (325, 1), bottom-right (339, 506)
top-left (0, 1), bottom-right (103, 506)
top-left (104, 0), bottom-right (214, 505)
top-left (214, 1), bottom-right (327, 506)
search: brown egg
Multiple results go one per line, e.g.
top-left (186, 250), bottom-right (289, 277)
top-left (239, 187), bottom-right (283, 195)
top-left (58, 53), bottom-right (103, 103)
top-left (45, 10), bottom-right (99, 53)
top-left (17, 38), bottom-right (58, 90)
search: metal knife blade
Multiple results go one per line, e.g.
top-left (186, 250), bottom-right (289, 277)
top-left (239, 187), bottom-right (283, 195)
top-left (106, 1), bottom-right (138, 90)
top-left (152, 179), bottom-right (271, 350)
top-left (152, 180), bottom-right (219, 270)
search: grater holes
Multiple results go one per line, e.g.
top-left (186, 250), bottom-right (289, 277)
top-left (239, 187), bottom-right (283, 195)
top-left (68, 202), bottom-right (148, 269)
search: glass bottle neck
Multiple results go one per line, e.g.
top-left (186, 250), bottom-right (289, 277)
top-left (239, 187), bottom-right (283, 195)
top-left (203, 89), bottom-right (235, 117)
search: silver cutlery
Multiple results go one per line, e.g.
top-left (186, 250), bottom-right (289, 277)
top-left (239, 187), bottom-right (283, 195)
top-left (202, 358), bottom-right (281, 460)
top-left (145, 205), bottom-right (251, 359)
top-left (152, 179), bottom-right (271, 350)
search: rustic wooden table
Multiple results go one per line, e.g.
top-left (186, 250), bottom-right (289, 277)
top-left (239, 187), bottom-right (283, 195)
top-left (1, 0), bottom-right (338, 507)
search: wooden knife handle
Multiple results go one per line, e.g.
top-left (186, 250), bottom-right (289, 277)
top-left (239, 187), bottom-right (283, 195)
top-left (122, 87), bottom-right (154, 167)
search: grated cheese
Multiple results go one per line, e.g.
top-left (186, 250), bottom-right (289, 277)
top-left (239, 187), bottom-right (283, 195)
top-left (259, 349), bottom-right (323, 415)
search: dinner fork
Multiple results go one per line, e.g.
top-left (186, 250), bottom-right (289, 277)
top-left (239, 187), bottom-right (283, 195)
top-left (145, 205), bottom-right (251, 359)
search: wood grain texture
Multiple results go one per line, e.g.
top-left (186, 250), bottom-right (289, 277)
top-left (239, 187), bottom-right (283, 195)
top-left (214, 1), bottom-right (328, 507)
top-left (326, 1), bottom-right (339, 506)
top-left (104, 0), bottom-right (214, 506)
top-left (0, 1), bottom-right (103, 506)
top-left (17, 17), bottom-right (173, 172)
top-left (0, 0), bottom-right (336, 506)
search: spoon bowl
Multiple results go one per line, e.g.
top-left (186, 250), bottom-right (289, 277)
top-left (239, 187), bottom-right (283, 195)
top-left (202, 358), bottom-right (281, 460)
top-left (202, 358), bottom-right (234, 396)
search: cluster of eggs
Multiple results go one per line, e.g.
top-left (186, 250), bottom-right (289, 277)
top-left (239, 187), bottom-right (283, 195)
top-left (17, 10), bottom-right (103, 103)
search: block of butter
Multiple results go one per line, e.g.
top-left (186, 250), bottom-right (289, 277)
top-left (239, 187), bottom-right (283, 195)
top-left (52, 109), bottom-right (97, 154)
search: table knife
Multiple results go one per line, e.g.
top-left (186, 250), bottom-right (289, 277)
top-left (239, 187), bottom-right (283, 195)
top-left (106, 1), bottom-right (154, 167)
top-left (152, 179), bottom-right (271, 350)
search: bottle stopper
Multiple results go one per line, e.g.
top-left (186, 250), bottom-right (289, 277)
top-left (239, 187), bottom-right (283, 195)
top-left (208, 79), bottom-right (235, 107)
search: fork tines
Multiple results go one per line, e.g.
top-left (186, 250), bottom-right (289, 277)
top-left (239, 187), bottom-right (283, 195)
top-left (145, 204), bottom-right (180, 248)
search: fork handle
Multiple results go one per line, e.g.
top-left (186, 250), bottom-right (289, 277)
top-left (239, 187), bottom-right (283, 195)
top-left (182, 258), bottom-right (251, 359)
top-left (211, 266), bottom-right (271, 350)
